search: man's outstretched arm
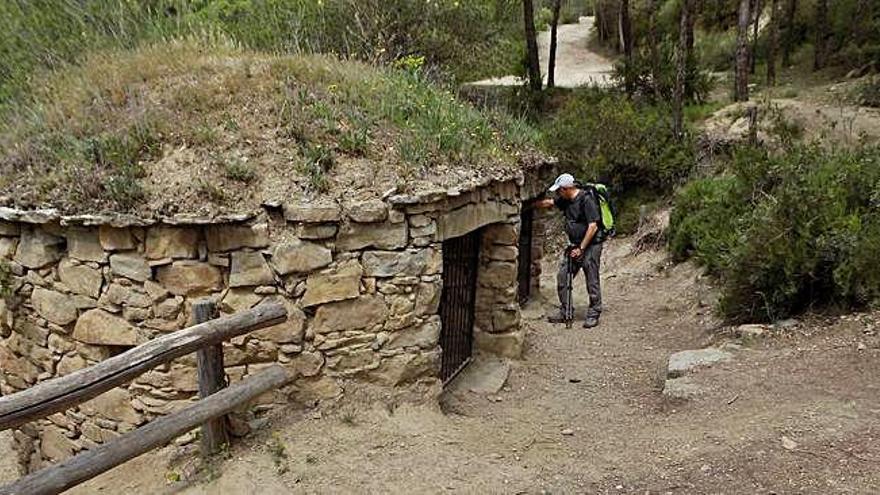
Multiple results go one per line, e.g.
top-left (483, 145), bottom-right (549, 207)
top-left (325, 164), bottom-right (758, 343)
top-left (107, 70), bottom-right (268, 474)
top-left (533, 198), bottom-right (555, 209)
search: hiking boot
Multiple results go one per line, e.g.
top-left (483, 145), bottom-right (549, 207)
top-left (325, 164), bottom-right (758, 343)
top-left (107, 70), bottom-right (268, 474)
top-left (583, 317), bottom-right (600, 329)
top-left (547, 312), bottom-right (569, 324)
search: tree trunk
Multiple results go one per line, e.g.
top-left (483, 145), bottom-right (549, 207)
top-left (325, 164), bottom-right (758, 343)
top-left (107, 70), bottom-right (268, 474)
top-left (813, 0), bottom-right (828, 71)
top-left (620, 0), bottom-right (634, 94)
top-left (674, 0), bottom-right (692, 139)
top-left (523, 0), bottom-right (542, 91)
top-left (767, 0), bottom-right (779, 85)
top-left (781, 0), bottom-right (797, 67)
top-left (735, 0), bottom-right (752, 101)
top-left (548, 0), bottom-right (563, 88)
top-left (647, 0), bottom-right (662, 99)
top-left (751, 0), bottom-right (763, 74)
top-left (684, 0), bottom-right (697, 100)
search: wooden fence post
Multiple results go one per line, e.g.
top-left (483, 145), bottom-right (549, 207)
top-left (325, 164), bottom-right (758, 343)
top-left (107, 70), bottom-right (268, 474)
top-left (193, 299), bottom-right (229, 455)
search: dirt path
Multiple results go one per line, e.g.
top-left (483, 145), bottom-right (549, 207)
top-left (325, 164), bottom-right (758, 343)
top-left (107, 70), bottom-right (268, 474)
top-left (469, 16), bottom-right (614, 88)
top-left (70, 233), bottom-right (880, 494)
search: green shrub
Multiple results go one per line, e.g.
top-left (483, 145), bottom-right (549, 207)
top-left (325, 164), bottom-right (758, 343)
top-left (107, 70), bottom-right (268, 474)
top-left (670, 145), bottom-right (880, 322)
top-left (858, 76), bottom-right (880, 108)
top-left (545, 91), bottom-right (696, 193)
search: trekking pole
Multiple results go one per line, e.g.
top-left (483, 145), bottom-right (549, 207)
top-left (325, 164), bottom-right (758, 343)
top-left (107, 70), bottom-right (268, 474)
top-left (565, 246), bottom-right (574, 329)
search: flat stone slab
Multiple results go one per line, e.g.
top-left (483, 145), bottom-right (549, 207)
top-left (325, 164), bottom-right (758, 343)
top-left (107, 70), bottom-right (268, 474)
top-left (662, 377), bottom-right (703, 400)
top-left (449, 357), bottom-right (511, 395)
top-left (667, 348), bottom-right (733, 378)
top-left (0, 430), bottom-right (19, 483)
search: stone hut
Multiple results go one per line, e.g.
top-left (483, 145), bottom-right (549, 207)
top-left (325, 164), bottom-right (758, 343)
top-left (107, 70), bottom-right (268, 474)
top-left (0, 162), bottom-right (556, 470)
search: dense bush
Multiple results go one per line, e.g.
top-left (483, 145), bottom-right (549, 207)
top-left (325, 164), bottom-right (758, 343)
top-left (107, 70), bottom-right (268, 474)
top-left (858, 76), bottom-right (880, 108)
top-left (544, 91), bottom-right (696, 192)
top-left (670, 145), bottom-right (880, 322)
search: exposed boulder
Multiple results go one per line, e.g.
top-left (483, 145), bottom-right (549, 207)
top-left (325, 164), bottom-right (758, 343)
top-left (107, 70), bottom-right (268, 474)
top-left (666, 348), bottom-right (733, 378)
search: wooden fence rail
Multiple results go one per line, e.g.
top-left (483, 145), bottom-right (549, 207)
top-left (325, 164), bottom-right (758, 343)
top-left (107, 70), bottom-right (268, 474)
top-left (0, 302), bottom-right (286, 431)
top-left (0, 365), bottom-right (290, 495)
top-left (0, 300), bottom-right (291, 495)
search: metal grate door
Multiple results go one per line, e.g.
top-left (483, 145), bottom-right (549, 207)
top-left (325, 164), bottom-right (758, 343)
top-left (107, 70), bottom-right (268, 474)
top-left (517, 207), bottom-right (534, 304)
top-left (439, 229), bottom-right (481, 383)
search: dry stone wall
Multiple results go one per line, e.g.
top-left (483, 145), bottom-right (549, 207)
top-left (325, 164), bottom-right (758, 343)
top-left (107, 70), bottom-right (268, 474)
top-left (0, 163), bottom-right (556, 472)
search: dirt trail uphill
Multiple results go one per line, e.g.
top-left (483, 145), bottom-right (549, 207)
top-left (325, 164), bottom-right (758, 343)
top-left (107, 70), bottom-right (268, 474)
top-left (71, 230), bottom-right (880, 494)
top-left (469, 16), bottom-right (613, 88)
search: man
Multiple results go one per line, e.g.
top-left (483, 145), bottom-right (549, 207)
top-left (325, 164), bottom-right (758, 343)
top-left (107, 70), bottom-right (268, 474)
top-left (534, 173), bottom-right (604, 328)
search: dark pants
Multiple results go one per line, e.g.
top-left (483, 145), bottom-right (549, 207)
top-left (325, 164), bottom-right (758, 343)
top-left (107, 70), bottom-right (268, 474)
top-left (557, 242), bottom-right (603, 319)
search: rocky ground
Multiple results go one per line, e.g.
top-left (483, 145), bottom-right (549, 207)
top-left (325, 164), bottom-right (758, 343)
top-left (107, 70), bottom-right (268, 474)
top-left (59, 229), bottom-right (880, 494)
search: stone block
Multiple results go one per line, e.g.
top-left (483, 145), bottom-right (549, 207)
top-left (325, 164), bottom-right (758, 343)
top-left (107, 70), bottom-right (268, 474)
top-left (387, 319), bottom-right (440, 349)
top-left (98, 226), bottom-right (135, 251)
top-left (301, 262), bottom-right (363, 307)
top-left (14, 228), bottom-right (64, 269)
top-left (480, 261), bottom-right (517, 289)
top-left (666, 348), bottom-right (733, 378)
top-left (32, 288), bottom-right (78, 326)
top-left (229, 251), bottom-right (275, 287)
top-left (0, 221), bottom-right (20, 236)
top-left (57, 354), bottom-right (88, 376)
top-left (0, 237), bottom-right (18, 259)
top-left (362, 250), bottom-right (432, 277)
top-left (284, 203), bottom-right (341, 223)
top-left (298, 223), bottom-right (338, 240)
top-left (205, 223), bottom-right (269, 252)
top-left (414, 282), bottom-right (441, 316)
top-left (271, 239), bottom-right (332, 275)
top-left (328, 349), bottom-right (378, 371)
top-left (145, 227), bottom-right (198, 260)
top-left (67, 228), bottom-right (107, 262)
top-left (367, 351), bottom-right (439, 386)
top-left (156, 261), bottom-right (222, 296)
top-left (253, 298), bottom-right (306, 344)
top-left (81, 387), bottom-right (143, 424)
top-left (475, 329), bottom-right (523, 358)
top-left (219, 288), bottom-right (262, 313)
top-left (483, 223), bottom-right (518, 245)
top-left (312, 295), bottom-right (386, 334)
top-left (41, 426), bottom-right (77, 462)
top-left (285, 351), bottom-right (324, 378)
top-left (662, 377), bottom-right (702, 400)
top-left (491, 307), bottom-right (521, 333)
top-left (153, 298), bottom-right (181, 319)
top-left (73, 309), bottom-right (141, 346)
top-left (345, 200), bottom-right (388, 223)
top-left (109, 252), bottom-right (151, 282)
top-left (58, 259), bottom-right (102, 298)
top-left (436, 201), bottom-right (517, 240)
top-left (0, 346), bottom-right (39, 384)
top-left (336, 221), bottom-right (408, 251)
top-left (487, 245), bottom-right (518, 262)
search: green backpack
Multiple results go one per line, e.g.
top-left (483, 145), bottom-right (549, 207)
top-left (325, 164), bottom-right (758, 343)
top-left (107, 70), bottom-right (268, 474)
top-left (582, 182), bottom-right (617, 238)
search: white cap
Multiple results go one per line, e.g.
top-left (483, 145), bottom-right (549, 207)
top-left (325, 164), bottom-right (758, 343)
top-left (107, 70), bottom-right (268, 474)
top-left (548, 173), bottom-right (575, 192)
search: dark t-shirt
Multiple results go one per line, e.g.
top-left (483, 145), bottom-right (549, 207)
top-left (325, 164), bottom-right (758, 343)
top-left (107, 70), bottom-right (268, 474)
top-left (554, 189), bottom-right (602, 246)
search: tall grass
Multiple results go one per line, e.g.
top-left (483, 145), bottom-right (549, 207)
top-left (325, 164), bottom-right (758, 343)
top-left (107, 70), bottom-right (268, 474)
top-left (0, 0), bottom-right (526, 106)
